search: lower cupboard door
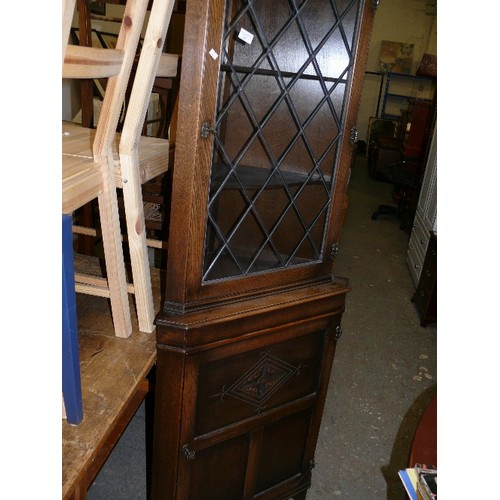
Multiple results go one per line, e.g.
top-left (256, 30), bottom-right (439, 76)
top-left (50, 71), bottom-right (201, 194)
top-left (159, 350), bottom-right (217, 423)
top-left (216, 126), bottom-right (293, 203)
top-left (186, 409), bottom-right (313, 499)
top-left (188, 434), bottom-right (249, 499)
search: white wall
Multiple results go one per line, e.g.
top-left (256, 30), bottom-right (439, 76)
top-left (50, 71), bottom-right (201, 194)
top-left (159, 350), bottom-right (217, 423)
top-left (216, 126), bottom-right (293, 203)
top-left (356, 0), bottom-right (437, 142)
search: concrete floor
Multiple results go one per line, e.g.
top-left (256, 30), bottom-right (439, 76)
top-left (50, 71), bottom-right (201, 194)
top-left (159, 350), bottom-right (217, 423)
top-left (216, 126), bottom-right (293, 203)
top-left (88, 155), bottom-right (437, 499)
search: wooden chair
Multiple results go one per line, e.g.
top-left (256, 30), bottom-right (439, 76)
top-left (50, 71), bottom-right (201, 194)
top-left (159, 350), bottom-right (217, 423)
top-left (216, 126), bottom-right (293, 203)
top-left (126, 55), bottom-right (180, 250)
top-left (63, 0), bottom-right (178, 334)
top-left (62, 0), bottom-right (150, 338)
top-left (72, 0), bottom-right (181, 251)
top-left (62, 0), bottom-right (76, 66)
top-left (117, 0), bottom-right (177, 331)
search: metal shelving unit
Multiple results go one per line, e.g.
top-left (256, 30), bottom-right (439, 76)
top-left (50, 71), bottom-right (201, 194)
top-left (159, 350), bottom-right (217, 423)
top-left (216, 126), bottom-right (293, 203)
top-left (381, 72), bottom-right (435, 119)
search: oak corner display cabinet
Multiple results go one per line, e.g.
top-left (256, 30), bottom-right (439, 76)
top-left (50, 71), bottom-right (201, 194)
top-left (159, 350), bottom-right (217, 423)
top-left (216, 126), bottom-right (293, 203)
top-left (151, 0), bottom-right (375, 498)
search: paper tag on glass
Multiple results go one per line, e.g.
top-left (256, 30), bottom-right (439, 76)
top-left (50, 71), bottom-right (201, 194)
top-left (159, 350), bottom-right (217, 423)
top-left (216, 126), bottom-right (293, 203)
top-left (237, 28), bottom-right (254, 45)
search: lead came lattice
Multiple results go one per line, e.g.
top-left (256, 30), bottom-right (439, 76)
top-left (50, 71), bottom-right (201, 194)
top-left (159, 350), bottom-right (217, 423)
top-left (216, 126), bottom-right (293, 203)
top-left (203, 0), bottom-right (361, 281)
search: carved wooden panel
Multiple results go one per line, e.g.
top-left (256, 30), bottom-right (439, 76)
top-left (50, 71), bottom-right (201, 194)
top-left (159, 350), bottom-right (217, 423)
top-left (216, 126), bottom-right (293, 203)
top-left (195, 331), bottom-right (326, 434)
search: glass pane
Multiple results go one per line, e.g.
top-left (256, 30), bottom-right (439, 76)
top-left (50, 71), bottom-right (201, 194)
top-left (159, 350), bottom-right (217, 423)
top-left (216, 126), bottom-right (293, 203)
top-left (202, 0), bottom-right (361, 282)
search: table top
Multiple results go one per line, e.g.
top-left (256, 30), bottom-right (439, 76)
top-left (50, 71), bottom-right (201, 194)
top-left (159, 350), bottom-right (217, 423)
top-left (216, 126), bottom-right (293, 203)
top-left (409, 396), bottom-right (437, 468)
top-left (62, 258), bottom-right (162, 498)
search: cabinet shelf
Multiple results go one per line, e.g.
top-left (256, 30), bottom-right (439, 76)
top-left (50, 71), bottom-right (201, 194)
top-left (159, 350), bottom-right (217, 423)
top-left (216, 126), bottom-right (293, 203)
top-left (221, 64), bottom-right (348, 85)
top-left (211, 164), bottom-right (329, 191)
top-left (206, 164), bottom-right (330, 281)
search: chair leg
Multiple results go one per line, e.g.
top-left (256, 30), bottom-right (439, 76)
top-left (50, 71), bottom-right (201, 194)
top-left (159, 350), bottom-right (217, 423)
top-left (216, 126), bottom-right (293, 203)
top-left (120, 152), bottom-right (156, 333)
top-left (97, 154), bottom-right (133, 338)
top-left (62, 214), bottom-right (83, 425)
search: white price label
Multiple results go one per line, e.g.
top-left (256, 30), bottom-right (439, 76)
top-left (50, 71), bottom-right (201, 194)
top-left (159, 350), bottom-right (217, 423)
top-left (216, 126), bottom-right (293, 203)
top-left (237, 28), bottom-right (254, 45)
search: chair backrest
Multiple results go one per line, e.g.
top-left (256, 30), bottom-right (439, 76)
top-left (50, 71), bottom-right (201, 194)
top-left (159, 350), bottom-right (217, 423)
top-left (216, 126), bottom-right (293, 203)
top-left (119, 0), bottom-right (177, 157)
top-left (62, 0), bottom-right (76, 66)
top-left (62, 0), bottom-right (150, 160)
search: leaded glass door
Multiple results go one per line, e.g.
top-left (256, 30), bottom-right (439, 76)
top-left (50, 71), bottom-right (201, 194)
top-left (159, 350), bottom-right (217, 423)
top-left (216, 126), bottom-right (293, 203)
top-left (202, 0), bottom-right (363, 282)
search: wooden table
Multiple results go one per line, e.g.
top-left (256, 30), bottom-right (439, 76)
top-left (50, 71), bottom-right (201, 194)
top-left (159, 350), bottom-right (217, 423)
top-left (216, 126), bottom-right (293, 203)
top-left (409, 397), bottom-right (437, 467)
top-left (62, 260), bottom-right (161, 499)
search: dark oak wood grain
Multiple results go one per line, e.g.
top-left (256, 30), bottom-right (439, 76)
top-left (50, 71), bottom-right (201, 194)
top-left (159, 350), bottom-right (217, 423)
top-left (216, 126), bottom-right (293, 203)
top-left (152, 281), bottom-right (349, 499)
top-left (151, 1), bottom-right (375, 497)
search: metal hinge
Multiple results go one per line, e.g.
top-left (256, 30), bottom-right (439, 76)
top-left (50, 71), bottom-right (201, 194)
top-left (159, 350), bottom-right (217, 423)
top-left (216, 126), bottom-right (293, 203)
top-left (349, 125), bottom-right (358, 145)
top-left (330, 243), bottom-right (339, 260)
top-left (335, 325), bottom-right (343, 340)
top-left (182, 444), bottom-right (196, 460)
top-left (200, 122), bottom-right (216, 138)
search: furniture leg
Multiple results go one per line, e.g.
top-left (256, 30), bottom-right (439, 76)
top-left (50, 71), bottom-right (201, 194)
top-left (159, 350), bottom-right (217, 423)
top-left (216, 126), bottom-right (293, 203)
top-left (62, 214), bottom-right (83, 425)
top-left (96, 153), bottom-right (132, 338)
top-left (120, 150), bottom-right (156, 333)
